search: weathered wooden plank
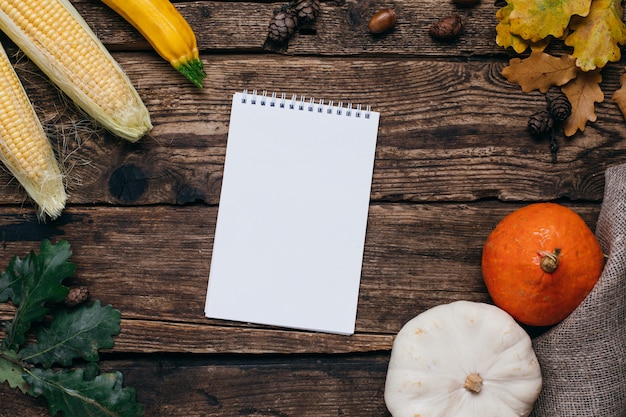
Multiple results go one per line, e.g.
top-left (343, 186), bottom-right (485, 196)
top-left (0, 384), bottom-right (49, 417)
top-left (73, 0), bottom-right (532, 58)
top-left (0, 201), bottom-right (602, 353)
top-left (0, 353), bottom-right (392, 417)
top-left (0, 54), bottom-right (621, 212)
top-left (115, 319), bottom-right (395, 354)
top-left (0, 2), bottom-right (617, 417)
top-left (110, 353), bottom-right (392, 417)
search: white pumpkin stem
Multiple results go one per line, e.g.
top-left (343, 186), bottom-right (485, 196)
top-left (463, 373), bottom-right (483, 393)
top-left (538, 248), bottom-right (561, 273)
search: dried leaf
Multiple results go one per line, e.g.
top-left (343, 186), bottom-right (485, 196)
top-left (611, 72), bottom-right (626, 120)
top-left (502, 52), bottom-right (578, 93)
top-left (508, 0), bottom-right (592, 42)
top-left (562, 69), bottom-right (604, 136)
top-left (565, 0), bottom-right (626, 71)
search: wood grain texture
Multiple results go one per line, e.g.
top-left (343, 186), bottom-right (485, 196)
top-left (74, 0), bottom-right (558, 57)
top-left (105, 353), bottom-right (393, 417)
top-left (0, 1), bottom-right (619, 208)
top-left (0, 202), bottom-right (601, 353)
top-left (0, 0), bottom-right (620, 415)
top-left (1, 53), bottom-right (621, 209)
top-left (0, 353), bottom-right (392, 416)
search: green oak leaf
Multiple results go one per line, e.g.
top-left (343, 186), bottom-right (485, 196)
top-left (24, 366), bottom-right (144, 417)
top-left (19, 301), bottom-right (121, 368)
top-left (0, 350), bottom-right (29, 393)
top-left (2, 240), bottom-right (75, 351)
top-left (0, 259), bottom-right (23, 303)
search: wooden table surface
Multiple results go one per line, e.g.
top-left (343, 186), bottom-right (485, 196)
top-left (0, 0), bottom-right (624, 415)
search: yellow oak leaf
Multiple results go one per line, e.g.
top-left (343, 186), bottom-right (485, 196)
top-left (611, 72), bottom-right (626, 120)
top-left (562, 69), bottom-right (604, 136)
top-left (496, 3), bottom-right (550, 53)
top-left (508, 0), bottom-right (592, 43)
top-left (564, 0), bottom-right (626, 71)
top-left (501, 52), bottom-right (577, 93)
top-left (496, 3), bottom-right (532, 53)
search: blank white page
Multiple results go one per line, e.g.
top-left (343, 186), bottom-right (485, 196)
top-left (205, 91), bottom-right (379, 335)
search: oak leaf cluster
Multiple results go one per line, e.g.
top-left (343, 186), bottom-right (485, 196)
top-left (496, 0), bottom-right (626, 136)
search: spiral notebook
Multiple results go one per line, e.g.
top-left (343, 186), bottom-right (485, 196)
top-left (205, 90), bottom-right (380, 335)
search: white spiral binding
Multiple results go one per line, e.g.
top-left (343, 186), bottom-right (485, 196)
top-left (240, 89), bottom-right (371, 119)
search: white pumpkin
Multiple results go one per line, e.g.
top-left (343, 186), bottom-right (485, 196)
top-left (384, 300), bottom-right (542, 417)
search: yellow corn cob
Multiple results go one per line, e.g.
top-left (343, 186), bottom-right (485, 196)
top-left (0, 41), bottom-right (66, 219)
top-left (101, 0), bottom-right (206, 88)
top-left (0, 0), bottom-right (152, 142)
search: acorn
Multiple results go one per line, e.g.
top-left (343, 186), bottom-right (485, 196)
top-left (429, 14), bottom-right (464, 40)
top-left (368, 8), bottom-right (397, 34)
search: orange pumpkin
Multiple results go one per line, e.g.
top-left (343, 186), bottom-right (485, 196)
top-left (481, 203), bottom-right (605, 327)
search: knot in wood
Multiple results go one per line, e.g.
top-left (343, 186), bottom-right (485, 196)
top-left (109, 164), bottom-right (148, 203)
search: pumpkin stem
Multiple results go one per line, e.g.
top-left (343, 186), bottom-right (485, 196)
top-left (538, 248), bottom-right (561, 273)
top-left (463, 373), bottom-right (483, 393)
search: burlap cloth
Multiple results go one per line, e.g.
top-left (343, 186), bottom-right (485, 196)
top-left (529, 164), bottom-right (626, 416)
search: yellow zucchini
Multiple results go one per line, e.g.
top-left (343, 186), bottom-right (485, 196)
top-left (102, 0), bottom-right (206, 88)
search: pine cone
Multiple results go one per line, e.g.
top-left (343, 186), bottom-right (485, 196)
top-left (267, 8), bottom-right (298, 43)
top-left (294, 0), bottom-right (320, 25)
top-left (429, 14), bottom-right (464, 40)
top-left (64, 286), bottom-right (90, 307)
top-left (546, 91), bottom-right (572, 122)
top-left (528, 110), bottom-right (554, 137)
